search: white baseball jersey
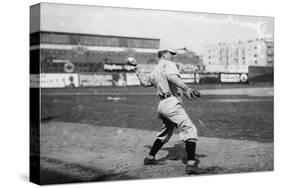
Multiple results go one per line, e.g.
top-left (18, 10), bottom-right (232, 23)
top-left (136, 59), bottom-right (182, 97)
top-left (135, 59), bottom-right (198, 142)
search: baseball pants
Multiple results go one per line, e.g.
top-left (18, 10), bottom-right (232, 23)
top-left (156, 96), bottom-right (198, 143)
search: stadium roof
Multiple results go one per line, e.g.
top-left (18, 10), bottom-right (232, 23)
top-left (30, 3), bottom-right (160, 40)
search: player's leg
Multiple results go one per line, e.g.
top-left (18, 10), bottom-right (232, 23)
top-left (165, 103), bottom-right (206, 174)
top-left (169, 106), bottom-right (197, 163)
top-left (144, 118), bottom-right (174, 165)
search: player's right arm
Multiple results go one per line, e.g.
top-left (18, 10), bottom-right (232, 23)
top-left (135, 66), bottom-right (154, 87)
top-left (127, 57), bottom-right (153, 87)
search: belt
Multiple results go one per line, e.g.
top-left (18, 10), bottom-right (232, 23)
top-left (159, 93), bottom-right (172, 100)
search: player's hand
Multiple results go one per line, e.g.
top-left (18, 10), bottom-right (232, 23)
top-left (192, 88), bottom-right (201, 98)
top-left (126, 57), bottom-right (137, 67)
top-left (183, 87), bottom-right (201, 100)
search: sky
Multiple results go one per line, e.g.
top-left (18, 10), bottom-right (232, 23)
top-left (33, 3), bottom-right (274, 55)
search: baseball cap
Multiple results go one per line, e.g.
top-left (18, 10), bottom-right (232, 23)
top-left (157, 49), bottom-right (177, 58)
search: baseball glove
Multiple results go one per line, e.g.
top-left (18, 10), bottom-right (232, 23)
top-left (183, 87), bottom-right (201, 100)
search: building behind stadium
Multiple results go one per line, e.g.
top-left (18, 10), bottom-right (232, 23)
top-left (203, 38), bottom-right (274, 72)
top-left (201, 38), bottom-right (274, 83)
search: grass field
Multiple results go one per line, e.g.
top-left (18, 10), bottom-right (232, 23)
top-left (41, 86), bottom-right (273, 143)
top-left (37, 85), bottom-right (274, 184)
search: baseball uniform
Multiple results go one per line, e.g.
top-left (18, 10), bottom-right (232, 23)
top-left (135, 59), bottom-right (198, 143)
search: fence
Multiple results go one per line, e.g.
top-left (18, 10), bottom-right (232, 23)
top-left (30, 72), bottom-right (252, 88)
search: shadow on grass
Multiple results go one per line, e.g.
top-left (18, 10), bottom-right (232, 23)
top-left (40, 157), bottom-right (136, 185)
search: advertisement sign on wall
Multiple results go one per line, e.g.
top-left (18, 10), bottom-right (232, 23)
top-left (126, 73), bottom-right (140, 86)
top-left (104, 63), bottom-right (136, 72)
top-left (80, 74), bottom-right (113, 86)
top-left (180, 73), bottom-right (195, 83)
top-left (40, 73), bottom-right (79, 88)
top-left (220, 73), bottom-right (248, 83)
top-left (112, 73), bottom-right (126, 86)
top-left (220, 74), bottom-right (241, 83)
top-left (240, 73), bottom-right (248, 83)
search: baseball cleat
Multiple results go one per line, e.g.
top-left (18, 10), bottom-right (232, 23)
top-left (144, 157), bottom-right (158, 165)
top-left (185, 164), bottom-right (207, 175)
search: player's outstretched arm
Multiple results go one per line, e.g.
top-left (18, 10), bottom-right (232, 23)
top-left (126, 57), bottom-right (153, 87)
top-left (135, 66), bottom-right (153, 87)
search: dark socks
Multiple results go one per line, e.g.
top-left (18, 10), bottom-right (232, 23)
top-left (149, 139), bottom-right (165, 157)
top-left (185, 141), bottom-right (196, 161)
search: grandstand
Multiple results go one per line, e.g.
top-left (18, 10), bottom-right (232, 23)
top-left (30, 31), bottom-right (160, 73)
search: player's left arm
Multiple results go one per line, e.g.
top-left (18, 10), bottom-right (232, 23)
top-left (167, 74), bottom-right (201, 100)
top-left (167, 74), bottom-right (189, 90)
top-left (165, 62), bottom-right (200, 100)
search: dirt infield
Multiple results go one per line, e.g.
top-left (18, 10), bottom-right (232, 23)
top-left (40, 122), bottom-right (273, 184)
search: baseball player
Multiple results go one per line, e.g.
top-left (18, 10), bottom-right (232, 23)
top-left (127, 49), bottom-right (206, 174)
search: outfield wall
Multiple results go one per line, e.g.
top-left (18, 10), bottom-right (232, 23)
top-left (30, 72), bottom-right (252, 88)
top-left (248, 66), bottom-right (273, 83)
